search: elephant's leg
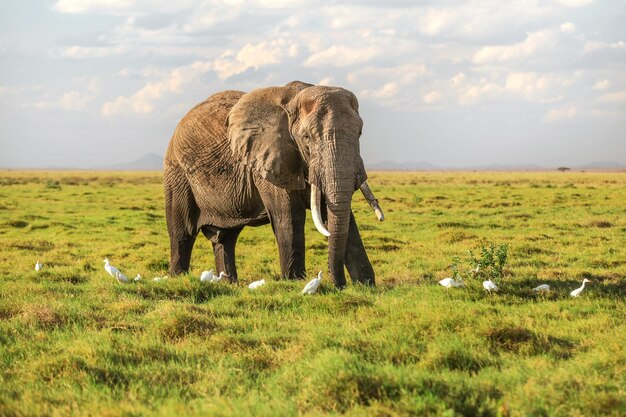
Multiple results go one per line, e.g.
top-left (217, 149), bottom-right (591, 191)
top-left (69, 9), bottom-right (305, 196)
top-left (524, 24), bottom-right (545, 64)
top-left (165, 162), bottom-right (200, 275)
top-left (170, 235), bottom-right (198, 275)
top-left (344, 212), bottom-right (375, 285)
top-left (202, 226), bottom-right (243, 283)
top-left (261, 189), bottom-right (306, 279)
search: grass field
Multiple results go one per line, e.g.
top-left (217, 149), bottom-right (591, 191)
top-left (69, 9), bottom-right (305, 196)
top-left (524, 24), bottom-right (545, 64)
top-left (1, 170), bottom-right (625, 417)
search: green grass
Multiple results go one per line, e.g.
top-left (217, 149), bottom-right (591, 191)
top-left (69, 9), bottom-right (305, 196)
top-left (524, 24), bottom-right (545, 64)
top-left (1, 170), bottom-right (625, 416)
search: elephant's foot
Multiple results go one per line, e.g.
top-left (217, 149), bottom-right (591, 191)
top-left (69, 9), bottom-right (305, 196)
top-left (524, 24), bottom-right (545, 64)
top-left (169, 236), bottom-right (197, 275)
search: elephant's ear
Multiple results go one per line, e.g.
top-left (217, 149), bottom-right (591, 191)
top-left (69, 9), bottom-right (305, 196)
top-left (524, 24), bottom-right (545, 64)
top-left (227, 86), bottom-right (306, 190)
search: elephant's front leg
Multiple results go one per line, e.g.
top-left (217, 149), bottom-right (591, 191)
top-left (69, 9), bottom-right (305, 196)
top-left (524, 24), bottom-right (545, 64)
top-left (261, 188), bottom-right (307, 279)
top-left (344, 212), bottom-right (375, 285)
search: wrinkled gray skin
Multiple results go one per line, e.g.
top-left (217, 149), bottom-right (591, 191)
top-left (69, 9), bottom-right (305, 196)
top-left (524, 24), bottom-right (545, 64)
top-left (164, 81), bottom-right (377, 288)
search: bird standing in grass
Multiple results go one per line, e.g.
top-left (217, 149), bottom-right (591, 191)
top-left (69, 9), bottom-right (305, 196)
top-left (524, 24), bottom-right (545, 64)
top-left (202, 271), bottom-right (227, 283)
top-left (248, 279), bottom-right (266, 289)
top-left (200, 270), bottom-right (214, 282)
top-left (35, 260), bottom-right (42, 271)
top-left (103, 258), bottom-right (121, 277)
top-left (570, 279), bottom-right (591, 297)
top-left (115, 271), bottom-right (129, 284)
top-left (213, 271), bottom-right (227, 282)
top-left (483, 279), bottom-right (498, 293)
top-left (134, 274), bottom-right (142, 282)
top-left (438, 277), bottom-right (464, 288)
top-left (302, 271), bottom-right (323, 294)
top-left (533, 284), bottom-right (550, 293)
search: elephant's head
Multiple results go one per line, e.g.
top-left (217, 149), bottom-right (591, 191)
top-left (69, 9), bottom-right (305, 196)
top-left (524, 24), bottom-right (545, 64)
top-left (226, 81), bottom-right (383, 288)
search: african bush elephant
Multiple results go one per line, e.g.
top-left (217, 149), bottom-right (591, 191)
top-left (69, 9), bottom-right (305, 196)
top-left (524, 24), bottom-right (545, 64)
top-left (164, 81), bottom-right (384, 288)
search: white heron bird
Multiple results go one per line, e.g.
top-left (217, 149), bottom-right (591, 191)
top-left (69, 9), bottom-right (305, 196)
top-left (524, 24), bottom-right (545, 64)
top-left (103, 258), bottom-right (121, 277)
top-left (248, 279), bottom-right (266, 289)
top-left (200, 269), bottom-right (214, 282)
top-left (134, 273), bottom-right (142, 282)
top-left (438, 277), bottom-right (464, 288)
top-left (532, 284), bottom-right (550, 293)
top-left (202, 271), bottom-right (227, 283)
top-left (302, 271), bottom-right (323, 295)
top-left (483, 279), bottom-right (498, 293)
top-left (115, 271), bottom-right (129, 284)
top-left (570, 279), bottom-right (591, 297)
top-left (35, 260), bottom-right (43, 271)
top-left (212, 271), bottom-right (227, 283)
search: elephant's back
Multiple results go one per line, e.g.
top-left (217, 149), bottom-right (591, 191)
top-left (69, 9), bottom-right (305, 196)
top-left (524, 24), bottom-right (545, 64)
top-left (165, 90), bottom-right (245, 170)
top-left (164, 90), bottom-right (266, 227)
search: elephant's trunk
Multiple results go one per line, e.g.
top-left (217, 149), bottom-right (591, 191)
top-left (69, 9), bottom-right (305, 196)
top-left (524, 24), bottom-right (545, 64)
top-left (322, 135), bottom-right (361, 289)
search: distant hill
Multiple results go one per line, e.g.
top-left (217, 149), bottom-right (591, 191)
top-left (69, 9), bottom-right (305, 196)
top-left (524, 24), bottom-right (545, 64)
top-left (577, 161), bottom-right (626, 169)
top-left (95, 153), bottom-right (163, 171)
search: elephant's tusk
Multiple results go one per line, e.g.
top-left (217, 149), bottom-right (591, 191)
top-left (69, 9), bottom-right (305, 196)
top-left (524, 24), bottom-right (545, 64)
top-left (311, 183), bottom-right (331, 237)
top-left (360, 181), bottom-right (384, 221)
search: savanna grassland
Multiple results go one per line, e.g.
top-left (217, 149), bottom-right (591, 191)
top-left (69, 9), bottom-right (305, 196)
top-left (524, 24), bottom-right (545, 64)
top-left (1, 170), bottom-right (625, 417)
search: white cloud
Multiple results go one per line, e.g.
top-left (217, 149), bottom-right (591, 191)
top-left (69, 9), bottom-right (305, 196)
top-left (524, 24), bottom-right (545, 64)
top-left (504, 72), bottom-right (572, 102)
top-left (102, 61), bottom-right (211, 116)
top-left (423, 90), bottom-right (443, 104)
top-left (59, 45), bottom-right (129, 59)
top-left (597, 90), bottom-right (626, 103)
top-left (212, 40), bottom-right (290, 79)
top-left (419, 8), bottom-right (458, 36)
top-left (458, 81), bottom-right (502, 105)
top-left (583, 40), bottom-right (626, 53)
top-left (451, 73), bottom-right (466, 86)
top-left (53, 0), bottom-right (196, 15)
top-left (544, 104), bottom-right (577, 122)
top-left (473, 30), bottom-right (554, 64)
top-left (552, 0), bottom-right (593, 7)
top-left (593, 79), bottom-right (610, 90)
top-left (560, 22), bottom-right (576, 33)
top-left (303, 45), bottom-right (380, 68)
top-left (26, 89), bottom-right (95, 112)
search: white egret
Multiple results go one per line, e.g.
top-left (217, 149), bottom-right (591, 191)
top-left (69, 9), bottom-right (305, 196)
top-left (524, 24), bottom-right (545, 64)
top-left (115, 271), bottom-right (129, 284)
top-left (570, 279), bottom-right (591, 297)
top-left (134, 274), bottom-right (142, 282)
top-left (248, 279), bottom-right (266, 289)
top-left (438, 277), bottom-right (464, 288)
top-left (200, 269), bottom-right (214, 282)
top-left (103, 258), bottom-right (120, 277)
top-left (302, 271), bottom-right (323, 295)
top-left (483, 279), bottom-right (498, 293)
top-left (35, 260), bottom-right (43, 271)
top-left (202, 271), bottom-right (227, 283)
top-left (213, 271), bottom-right (227, 283)
top-left (533, 284), bottom-right (550, 293)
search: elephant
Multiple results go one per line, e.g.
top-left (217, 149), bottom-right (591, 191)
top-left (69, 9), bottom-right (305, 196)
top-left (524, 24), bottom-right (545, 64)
top-left (163, 81), bottom-right (384, 288)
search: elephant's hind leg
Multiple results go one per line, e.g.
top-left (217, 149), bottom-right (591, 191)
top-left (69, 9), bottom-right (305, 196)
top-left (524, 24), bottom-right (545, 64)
top-left (164, 161), bottom-right (200, 275)
top-left (202, 226), bottom-right (243, 283)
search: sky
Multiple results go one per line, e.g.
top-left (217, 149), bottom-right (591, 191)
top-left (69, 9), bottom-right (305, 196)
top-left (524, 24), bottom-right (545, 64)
top-left (1, 0), bottom-right (625, 169)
